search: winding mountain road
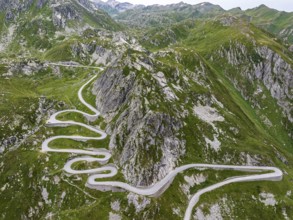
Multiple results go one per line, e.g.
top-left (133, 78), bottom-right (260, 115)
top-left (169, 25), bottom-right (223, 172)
top-left (41, 69), bottom-right (283, 220)
top-left (46, 62), bottom-right (103, 69)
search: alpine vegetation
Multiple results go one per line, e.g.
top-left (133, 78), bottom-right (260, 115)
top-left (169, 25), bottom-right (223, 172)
top-left (0, 0), bottom-right (292, 219)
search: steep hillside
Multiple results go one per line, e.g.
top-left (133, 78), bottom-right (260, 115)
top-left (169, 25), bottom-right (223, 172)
top-left (0, 0), bottom-right (121, 57)
top-left (91, 16), bottom-right (293, 219)
top-left (245, 5), bottom-right (293, 44)
top-left (115, 2), bottom-right (293, 47)
top-left (0, 1), bottom-right (292, 220)
top-left (141, 17), bottom-right (292, 138)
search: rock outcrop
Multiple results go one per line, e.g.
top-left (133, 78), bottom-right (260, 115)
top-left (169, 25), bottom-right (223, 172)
top-left (92, 55), bottom-right (185, 186)
top-left (52, 3), bottom-right (80, 28)
top-left (217, 42), bottom-right (293, 124)
top-left (254, 46), bottom-right (293, 122)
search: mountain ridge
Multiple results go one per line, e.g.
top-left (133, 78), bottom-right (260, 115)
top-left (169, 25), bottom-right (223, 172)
top-left (99, 0), bottom-right (293, 45)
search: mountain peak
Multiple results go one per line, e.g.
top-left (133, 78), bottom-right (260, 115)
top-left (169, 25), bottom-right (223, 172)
top-left (255, 4), bottom-right (272, 10)
top-left (259, 4), bottom-right (268, 8)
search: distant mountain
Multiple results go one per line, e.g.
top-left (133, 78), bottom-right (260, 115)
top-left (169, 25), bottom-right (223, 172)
top-left (111, 1), bottom-right (293, 44)
top-left (116, 2), bottom-right (224, 27)
top-left (245, 4), bottom-right (293, 44)
top-left (90, 0), bottom-right (143, 15)
top-left (226, 5), bottom-right (293, 44)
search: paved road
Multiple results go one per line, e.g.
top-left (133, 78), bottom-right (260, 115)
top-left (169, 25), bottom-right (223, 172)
top-left (41, 71), bottom-right (117, 176)
top-left (46, 62), bottom-right (102, 69)
top-left (87, 164), bottom-right (282, 220)
top-left (41, 68), bottom-right (283, 220)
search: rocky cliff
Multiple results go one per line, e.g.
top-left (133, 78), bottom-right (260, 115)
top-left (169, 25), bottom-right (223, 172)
top-left (215, 41), bottom-right (293, 137)
top-left (0, 2), bottom-right (292, 219)
top-left (92, 51), bottom-right (186, 185)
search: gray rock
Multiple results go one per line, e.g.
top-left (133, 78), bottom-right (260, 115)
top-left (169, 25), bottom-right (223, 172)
top-left (5, 10), bottom-right (14, 21)
top-left (52, 4), bottom-right (80, 28)
top-left (254, 46), bottom-right (293, 122)
top-left (37, 0), bottom-right (48, 8)
top-left (218, 43), bottom-right (293, 123)
top-left (92, 57), bottom-right (185, 186)
top-left (218, 15), bottom-right (237, 26)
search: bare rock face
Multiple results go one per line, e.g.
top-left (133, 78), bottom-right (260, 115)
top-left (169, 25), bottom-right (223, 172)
top-left (93, 67), bottom-right (135, 114)
top-left (111, 107), bottom-right (184, 186)
top-left (5, 10), bottom-right (14, 21)
top-left (51, 0), bottom-right (98, 28)
top-left (0, 0), bottom-right (50, 22)
top-left (6, 60), bottom-right (46, 76)
top-left (92, 57), bottom-right (185, 186)
top-left (37, 0), bottom-right (49, 8)
top-left (0, 0), bottom-right (109, 29)
top-left (52, 3), bottom-right (80, 28)
top-left (217, 15), bottom-right (237, 26)
top-left (218, 42), bottom-right (293, 123)
top-left (77, 0), bottom-right (95, 11)
top-left (0, 0), bottom-right (34, 12)
top-left (254, 47), bottom-right (292, 122)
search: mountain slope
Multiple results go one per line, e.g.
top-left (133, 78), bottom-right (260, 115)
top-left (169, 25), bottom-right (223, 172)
top-left (245, 5), bottom-right (293, 44)
top-left (0, 0), bottom-right (122, 56)
top-left (91, 16), bottom-right (293, 218)
top-left (0, 1), bottom-right (292, 220)
top-left (91, 0), bottom-right (142, 15)
top-left (227, 5), bottom-right (293, 45)
top-left (114, 2), bottom-right (293, 46)
top-left (116, 2), bottom-right (224, 28)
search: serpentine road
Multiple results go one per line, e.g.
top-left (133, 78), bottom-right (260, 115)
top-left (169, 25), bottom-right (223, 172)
top-left (41, 69), bottom-right (283, 220)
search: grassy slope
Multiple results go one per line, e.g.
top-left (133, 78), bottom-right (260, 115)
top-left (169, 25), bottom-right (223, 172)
top-left (180, 21), bottom-right (293, 219)
top-left (139, 18), bottom-right (293, 219)
top-left (2, 0), bottom-right (122, 59)
top-left (0, 14), bottom-right (292, 220)
top-left (2, 57), bottom-right (291, 219)
top-left (0, 67), bottom-right (119, 219)
top-left (246, 5), bottom-right (293, 31)
top-left (245, 5), bottom-right (293, 43)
